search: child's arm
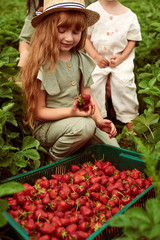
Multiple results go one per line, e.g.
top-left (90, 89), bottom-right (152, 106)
top-left (35, 80), bottom-right (95, 121)
top-left (18, 42), bottom-right (30, 67)
top-left (109, 40), bottom-right (135, 67)
top-left (85, 36), bottom-right (109, 68)
top-left (81, 85), bottom-right (117, 138)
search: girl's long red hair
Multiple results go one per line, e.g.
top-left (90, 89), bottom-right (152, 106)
top-left (20, 11), bottom-right (87, 128)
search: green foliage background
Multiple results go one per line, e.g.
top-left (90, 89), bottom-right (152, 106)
top-left (0, 0), bottom-right (160, 179)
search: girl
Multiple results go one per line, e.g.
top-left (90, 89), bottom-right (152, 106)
top-left (18, 0), bottom-right (43, 66)
top-left (85, 0), bottom-right (142, 131)
top-left (20, 0), bottom-right (120, 162)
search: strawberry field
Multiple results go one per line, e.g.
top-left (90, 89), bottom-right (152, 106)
top-left (0, 0), bottom-right (160, 239)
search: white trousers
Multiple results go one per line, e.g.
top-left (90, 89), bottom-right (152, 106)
top-left (91, 65), bottom-right (139, 123)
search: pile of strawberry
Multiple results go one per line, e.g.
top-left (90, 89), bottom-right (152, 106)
top-left (7, 160), bottom-right (152, 240)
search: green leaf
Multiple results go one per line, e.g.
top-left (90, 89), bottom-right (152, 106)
top-left (155, 100), bottom-right (160, 108)
top-left (0, 182), bottom-right (24, 197)
top-left (0, 86), bottom-right (12, 99)
top-left (143, 97), bottom-right (154, 107)
top-left (21, 136), bottom-right (40, 150)
top-left (145, 199), bottom-right (160, 224)
top-left (0, 157), bottom-right (11, 167)
top-left (0, 199), bottom-right (9, 212)
top-left (148, 77), bottom-right (157, 88)
top-left (125, 207), bottom-right (151, 224)
top-left (22, 149), bottom-right (40, 160)
top-left (13, 153), bottom-right (27, 168)
top-left (0, 212), bottom-right (7, 227)
top-left (2, 102), bottom-right (15, 112)
top-left (133, 113), bottom-right (159, 128)
top-left (110, 214), bottom-right (133, 228)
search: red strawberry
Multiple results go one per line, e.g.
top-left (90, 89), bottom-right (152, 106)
top-left (89, 183), bottom-right (101, 192)
top-left (69, 231), bottom-right (89, 240)
top-left (99, 193), bottom-right (109, 204)
top-left (78, 222), bottom-right (90, 232)
top-left (61, 217), bottom-right (70, 227)
top-left (55, 227), bottom-right (68, 239)
top-left (34, 209), bottom-right (48, 220)
top-left (104, 166), bottom-right (115, 176)
top-left (39, 235), bottom-right (50, 240)
top-left (80, 206), bottom-right (93, 217)
top-left (73, 174), bottom-right (85, 184)
top-left (42, 193), bottom-right (51, 205)
top-left (61, 174), bottom-right (71, 183)
top-left (111, 207), bottom-right (120, 216)
top-left (71, 164), bottom-right (80, 172)
top-left (70, 191), bottom-right (80, 200)
top-left (121, 195), bottom-right (132, 205)
top-left (90, 176), bottom-right (101, 184)
top-left (57, 200), bottom-right (70, 212)
top-left (90, 192), bottom-right (100, 201)
top-left (25, 219), bottom-right (35, 231)
top-left (48, 189), bottom-right (58, 199)
top-left (101, 175), bottom-right (109, 185)
top-left (66, 223), bottom-right (78, 234)
top-left (75, 93), bottom-right (92, 111)
top-left (131, 186), bottom-right (139, 196)
top-left (94, 160), bottom-right (103, 169)
top-left (41, 222), bottom-right (55, 234)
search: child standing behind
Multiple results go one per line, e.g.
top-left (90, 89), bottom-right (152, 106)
top-left (85, 0), bottom-right (142, 131)
top-left (20, 0), bottom-right (119, 162)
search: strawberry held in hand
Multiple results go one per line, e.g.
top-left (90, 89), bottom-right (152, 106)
top-left (75, 93), bottom-right (92, 111)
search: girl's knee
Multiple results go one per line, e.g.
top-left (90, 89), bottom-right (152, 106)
top-left (73, 118), bottom-right (96, 140)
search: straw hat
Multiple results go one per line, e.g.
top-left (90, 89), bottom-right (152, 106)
top-left (31, 0), bottom-right (100, 28)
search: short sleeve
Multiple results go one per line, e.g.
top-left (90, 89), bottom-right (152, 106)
top-left (37, 65), bottom-right (61, 95)
top-left (19, 0), bottom-right (39, 43)
top-left (127, 14), bottom-right (142, 41)
top-left (78, 51), bottom-right (96, 87)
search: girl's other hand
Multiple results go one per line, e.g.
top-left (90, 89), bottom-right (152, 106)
top-left (95, 54), bottom-right (109, 68)
top-left (71, 100), bottom-right (95, 117)
top-left (97, 119), bottom-right (117, 138)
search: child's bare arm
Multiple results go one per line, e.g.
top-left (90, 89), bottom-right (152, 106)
top-left (85, 36), bottom-right (109, 68)
top-left (109, 40), bottom-right (136, 67)
top-left (18, 42), bottom-right (30, 67)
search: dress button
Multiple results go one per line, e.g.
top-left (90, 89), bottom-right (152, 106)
top-left (72, 81), bottom-right (76, 86)
top-left (109, 16), bottom-right (113, 20)
top-left (68, 63), bottom-right (72, 68)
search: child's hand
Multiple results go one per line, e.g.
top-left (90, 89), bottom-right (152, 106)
top-left (97, 119), bottom-right (117, 138)
top-left (95, 54), bottom-right (109, 68)
top-left (109, 55), bottom-right (123, 67)
top-left (71, 100), bottom-right (95, 117)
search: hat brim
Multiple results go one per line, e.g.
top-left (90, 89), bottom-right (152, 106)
top-left (31, 7), bottom-right (100, 28)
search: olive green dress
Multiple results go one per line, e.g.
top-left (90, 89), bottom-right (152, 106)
top-left (33, 52), bottom-right (119, 161)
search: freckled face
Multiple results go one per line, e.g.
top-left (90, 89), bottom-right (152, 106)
top-left (57, 27), bottom-right (82, 53)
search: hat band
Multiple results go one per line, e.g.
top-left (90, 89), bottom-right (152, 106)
top-left (45, 2), bottom-right (86, 11)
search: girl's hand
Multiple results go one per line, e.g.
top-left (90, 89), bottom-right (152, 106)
top-left (96, 119), bottom-right (117, 138)
top-left (109, 55), bottom-right (124, 67)
top-left (94, 54), bottom-right (109, 68)
top-left (71, 100), bottom-right (95, 117)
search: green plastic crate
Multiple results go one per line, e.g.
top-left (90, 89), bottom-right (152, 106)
top-left (2, 144), bottom-right (157, 240)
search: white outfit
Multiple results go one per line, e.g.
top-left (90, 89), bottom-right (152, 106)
top-left (87, 1), bottom-right (142, 123)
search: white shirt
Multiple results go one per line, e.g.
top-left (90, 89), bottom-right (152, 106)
top-left (87, 1), bottom-right (142, 58)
